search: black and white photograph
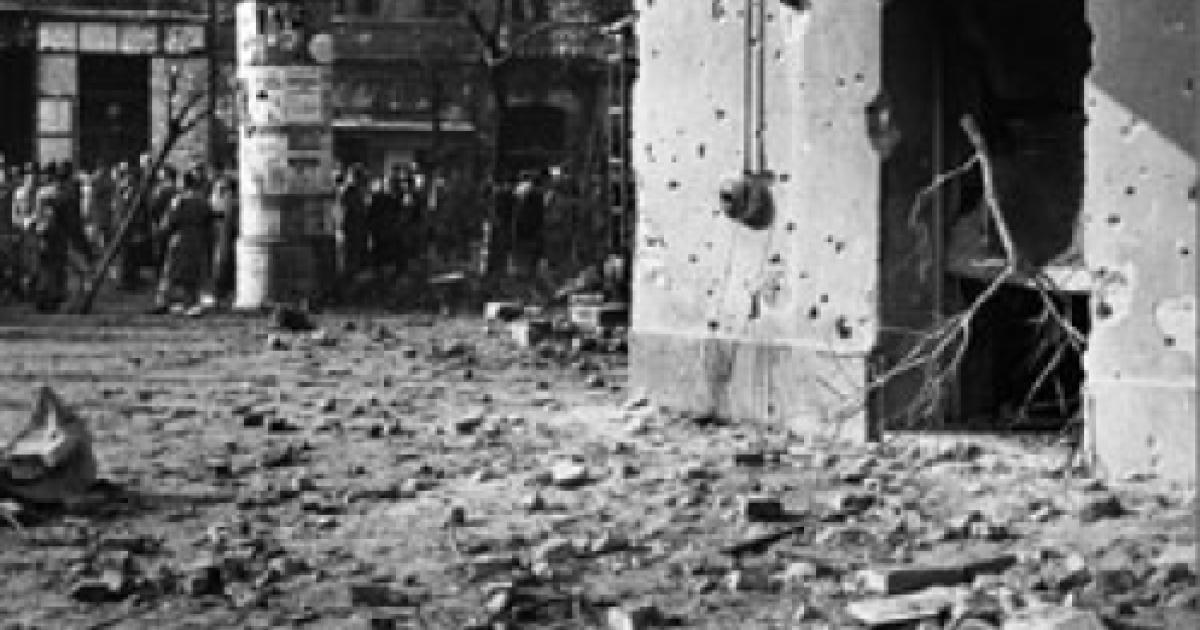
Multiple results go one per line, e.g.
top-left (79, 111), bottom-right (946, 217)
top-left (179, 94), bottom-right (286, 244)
top-left (0, 1), bottom-right (1195, 628)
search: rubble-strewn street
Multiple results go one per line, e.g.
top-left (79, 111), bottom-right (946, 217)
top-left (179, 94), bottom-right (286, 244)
top-left (0, 305), bottom-right (1195, 629)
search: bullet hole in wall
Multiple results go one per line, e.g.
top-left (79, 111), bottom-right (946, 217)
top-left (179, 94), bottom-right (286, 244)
top-left (1096, 300), bottom-right (1114, 320)
top-left (697, 144), bottom-right (706, 158)
top-left (778, 173), bottom-right (790, 183)
top-left (715, 109), bottom-right (727, 121)
top-left (1179, 245), bottom-right (1191, 257)
top-left (819, 293), bottom-right (829, 304)
top-left (784, 222), bottom-right (796, 233)
top-left (1124, 186), bottom-right (1137, 196)
top-left (668, 180), bottom-right (680, 190)
top-left (807, 306), bottom-right (820, 320)
top-left (707, 320), bottom-right (720, 332)
top-left (768, 253), bottom-right (782, 264)
top-left (688, 254), bottom-right (699, 264)
top-left (834, 316), bottom-right (854, 340)
top-left (1164, 336), bottom-right (1176, 348)
top-left (1106, 214), bottom-right (1122, 226)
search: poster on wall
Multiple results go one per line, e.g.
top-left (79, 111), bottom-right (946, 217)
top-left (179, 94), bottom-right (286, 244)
top-left (240, 126), bottom-right (333, 196)
top-left (240, 128), bottom-right (288, 195)
top-left (283, 67), bottom-right (328, 124)
top-left (241, 66), bottom-right (330, 127)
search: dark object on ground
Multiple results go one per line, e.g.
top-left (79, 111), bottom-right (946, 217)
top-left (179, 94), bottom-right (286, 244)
top-left (270, 303), bottom-right (315, 332)
top-left (0, 385), bottom-right (98, 504)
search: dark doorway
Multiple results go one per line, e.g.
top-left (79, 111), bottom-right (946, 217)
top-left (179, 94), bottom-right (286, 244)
top-left (79, 55), bottom-right (150, 170)
top-left (875, 0), bottom-right (1094, 433)
top-left (500, 104), bottom-right (567, 175)
top-left (0, 47), bottom-right (34, 165)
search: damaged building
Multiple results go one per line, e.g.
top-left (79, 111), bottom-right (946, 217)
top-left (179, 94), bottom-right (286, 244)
top-left (630, 1), bottom-right (1196, 481)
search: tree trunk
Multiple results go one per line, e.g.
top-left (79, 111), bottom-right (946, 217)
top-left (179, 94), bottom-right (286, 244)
top-left (489, 64), bottom-right (511, 182)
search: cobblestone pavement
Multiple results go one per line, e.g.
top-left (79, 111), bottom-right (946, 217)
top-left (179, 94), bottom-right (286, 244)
top-left (0, 302), bottom-right (1195, 629)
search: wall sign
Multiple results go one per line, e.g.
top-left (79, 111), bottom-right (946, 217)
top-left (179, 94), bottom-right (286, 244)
top-left (241, 65), bottom-right (330, 126)
top-left (240, 126), bottom-right (334, 196)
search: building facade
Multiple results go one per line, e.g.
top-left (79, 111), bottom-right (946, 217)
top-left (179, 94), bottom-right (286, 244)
top-left (631, 0), bottom-right (1196, 482)
top-left (0, 0), bottom-right (633, 181)
top-left (0, 0), bottom-right (217, 169)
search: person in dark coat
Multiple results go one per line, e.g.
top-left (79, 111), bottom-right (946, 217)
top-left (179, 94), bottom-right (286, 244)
top-left (53, 161), bottom-right (94, 270)
top-left (147, 165), bottom-right (178, 270)
top-left (115, 161), bottom-right (153, 290)
top-left (208, 174), bottom-right (238, 304)
top-left (333, 163), bottom-right (368, 282)
top-left (366, 171), bottom-right (398, 273)
top-left (511, 169), bottom-right (546, 276)
top-left (30, 164), bottom-right (70, 312)
top-left (394, 164), bottom-right (425, 275)
top-left (149, 170), bottom-right (211, 313)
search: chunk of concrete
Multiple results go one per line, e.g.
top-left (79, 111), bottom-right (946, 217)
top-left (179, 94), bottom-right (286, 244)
top-left (509, 320), bottom-right (552, 348)
top-left (484, 302), bottom-right (523, 322)
top-left (1003, 608), bottom-right (1105, 630)
top-left (858, 555), bottom-right (1018, 595)
top-left (0, 386), bottom-right (97, 503)
top-left (844, 586), bottom-right (960, 627)
top-left (569, 302), bottom-right (630, 332)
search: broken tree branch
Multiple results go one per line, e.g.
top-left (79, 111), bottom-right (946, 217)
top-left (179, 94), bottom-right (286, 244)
top-left (67, 83), bottom-right (212, 315)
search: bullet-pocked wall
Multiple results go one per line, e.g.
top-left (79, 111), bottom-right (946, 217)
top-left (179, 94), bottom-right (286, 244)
top-left (630, 0), bottom-right (881, 435)
top-left (1083, 0), bottom-right (1197, 482)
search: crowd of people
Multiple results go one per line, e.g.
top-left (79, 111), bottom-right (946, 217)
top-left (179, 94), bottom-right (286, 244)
top-left (0, 149), bottom-right (604, 314)
top-left (0, 153), bottom-right (238, 314)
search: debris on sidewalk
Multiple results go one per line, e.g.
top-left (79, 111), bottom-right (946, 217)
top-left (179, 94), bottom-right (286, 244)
top-left (0, 386), bottom-right (98, 504)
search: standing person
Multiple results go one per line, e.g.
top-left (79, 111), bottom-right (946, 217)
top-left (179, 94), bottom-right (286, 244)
top-left (366, 169), bottom-right (398, 274)
top-left (115, 160), bottom-right (154, 290)
top-left (332, 163), bottom-right (368, 283)
top-left (0, 162), bottom-right (16, 297)
top-left (395, 163), bottom-right (425, 276)
top-left (149, 170), bottom-right (211, 314)
top-left (30, 164), bottom-right (70, 312)
top-left (11, 165), bottom-right (38, 297)
top-left (485, 177), bottom-right (515, 277)
top-left (81, 162), bottom-right (115, 252)
top-left (207, 172), bottom-right (238, 307)
top-left (55, 161), bottom-right (93, 265)
top-left (511, 169), bottom-right (545, 277)
top-left (147, 165), bottom-right (178, 271)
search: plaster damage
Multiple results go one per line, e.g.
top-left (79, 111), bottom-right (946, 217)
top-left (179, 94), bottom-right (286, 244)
top-left (631, 0), bottom-right (1196, 480)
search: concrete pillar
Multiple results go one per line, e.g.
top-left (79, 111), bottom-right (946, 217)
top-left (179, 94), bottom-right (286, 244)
top-left (1082, 0), bottom-right (1196, 483)
top-left (233, 0), bottom-right (335, 308)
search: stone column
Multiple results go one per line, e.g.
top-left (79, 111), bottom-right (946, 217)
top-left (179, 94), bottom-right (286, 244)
top-left (234, 0), bottom-right (335, 309)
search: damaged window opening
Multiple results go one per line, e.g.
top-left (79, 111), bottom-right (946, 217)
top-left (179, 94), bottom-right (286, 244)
top-left (879, 0), bottom-right (1095, 431)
